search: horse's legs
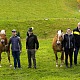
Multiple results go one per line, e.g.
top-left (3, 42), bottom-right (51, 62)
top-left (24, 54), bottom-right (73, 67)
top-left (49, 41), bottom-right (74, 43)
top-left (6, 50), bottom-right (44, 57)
top-left (7, 52), bottom-right (12, 67)
top-left (60, 51), bottom-right (64, 67)
top-left (0, 53), bottom-right (2, 67)
top-left (54, 52), bottom-right (58, 67)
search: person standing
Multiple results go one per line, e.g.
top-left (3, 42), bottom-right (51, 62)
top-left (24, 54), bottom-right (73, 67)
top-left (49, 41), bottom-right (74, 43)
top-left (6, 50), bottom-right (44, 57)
top-left (63, 28), bottom-right (75, 68)
top-left (73, 22), bottom-right (80, 65)
top-left (17, 31), bottom-right (20, 37)
top-left (8, 29), bottom-right (22, 69)
top-left (26, 27), bottom-right (39, 69)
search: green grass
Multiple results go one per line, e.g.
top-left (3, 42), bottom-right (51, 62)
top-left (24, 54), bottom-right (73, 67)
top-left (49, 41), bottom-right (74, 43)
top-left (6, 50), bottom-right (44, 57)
top-left (0, 0), bottom-right (79, 20)
top-left (0, 0), bottom-right (80, 80)
top-left (0, 0), bottom-right (80, 38)
top-left (0, 18), bottom-right (79, 39)
top-left (0, 39), bottom-right (80, 80)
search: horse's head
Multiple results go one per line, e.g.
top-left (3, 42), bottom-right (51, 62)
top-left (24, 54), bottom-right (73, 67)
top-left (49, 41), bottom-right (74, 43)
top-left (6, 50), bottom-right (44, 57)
top-left (0, 34), bottom-right (7, 46)
top-left (0, 30), bottom-right (6, 34)
top-left (56, 30), bottom-right (64, 45)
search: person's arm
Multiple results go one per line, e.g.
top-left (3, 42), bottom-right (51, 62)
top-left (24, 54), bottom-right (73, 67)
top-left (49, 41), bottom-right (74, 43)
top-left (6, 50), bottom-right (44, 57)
top-left (35, 35), bottom-right (39, 50)
top-left (73, 35), bottom-right (75, 51)
top-left (19, 38), bottom-right (22, 51)
top-left (26, 37), bottom-right (28, 49)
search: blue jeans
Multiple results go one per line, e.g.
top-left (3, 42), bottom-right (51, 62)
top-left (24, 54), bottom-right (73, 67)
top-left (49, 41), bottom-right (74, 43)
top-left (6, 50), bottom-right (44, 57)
top-left (74, 46), bottom-right (79, 65)
top-left (12, 51), bottom-right (21, 68)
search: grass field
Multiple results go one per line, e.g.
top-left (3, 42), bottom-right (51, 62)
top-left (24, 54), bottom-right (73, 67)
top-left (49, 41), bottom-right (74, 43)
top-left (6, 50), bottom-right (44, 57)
top-left (0, 39), bottom-right (80, 80)
top-left (0, 0), bottom-right (79, 20)
top-left (0, 0), bottom-right (80, 80)
top-left (0, 0), bottom-right (80, 39)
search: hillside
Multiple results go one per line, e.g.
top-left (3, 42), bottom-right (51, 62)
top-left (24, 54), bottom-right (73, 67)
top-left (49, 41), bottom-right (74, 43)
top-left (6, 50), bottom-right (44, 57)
top-left (0, 0), bottom-right (79, 20)
top-left (0, 0), bottom-right (80, 38)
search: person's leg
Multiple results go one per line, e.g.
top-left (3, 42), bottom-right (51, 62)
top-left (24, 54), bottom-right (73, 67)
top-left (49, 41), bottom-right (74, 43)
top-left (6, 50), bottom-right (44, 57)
top-left (16, 51), bottom-right (21, 68)
top-left (12, 51), bottom-right (17, 69)
top-left (65, 49), bottom-right (68, 67)
top-left (31, 49), bottom-right (36, 69)
top-left (74, 46), bottom-right (79, 65)
top-left (27, 50), bottom-right (32, 68)
top-left (69, 49), bottom-right (73, 67)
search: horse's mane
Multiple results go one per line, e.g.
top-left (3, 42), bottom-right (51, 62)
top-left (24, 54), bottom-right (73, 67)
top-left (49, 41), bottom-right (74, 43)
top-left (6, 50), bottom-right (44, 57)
top-left (52, 35), bottom-right (58, 46)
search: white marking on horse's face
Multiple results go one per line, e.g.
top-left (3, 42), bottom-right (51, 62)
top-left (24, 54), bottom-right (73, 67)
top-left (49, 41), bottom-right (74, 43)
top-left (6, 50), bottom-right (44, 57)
top-left (1, 39), bottom-right (5, 43)
top-left (0, 30), bottom-right (6, 34)
top-left (57, 40), bottom-right (61, 45)
top-left (58, 30), bottom-right (62, 36)
top-left (57, 30), bottom-right (63, 45)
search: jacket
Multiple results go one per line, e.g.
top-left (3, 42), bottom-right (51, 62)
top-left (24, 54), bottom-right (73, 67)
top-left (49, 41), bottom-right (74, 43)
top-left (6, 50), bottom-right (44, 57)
top-left (73, 27), bottom-right (80, 47)
top-left (63, 34), bottom-right (75, 49)
top-left (26, 33), bottom-right (39, 49)
top-left (8, 35), bottom-right (22, 51)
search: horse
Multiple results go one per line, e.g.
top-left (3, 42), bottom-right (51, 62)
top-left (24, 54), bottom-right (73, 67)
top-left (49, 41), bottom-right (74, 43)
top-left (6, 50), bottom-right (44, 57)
top-left (52, 30), bottom-right (64, 67)
top-left (0, 30), bottom-right (12, 67)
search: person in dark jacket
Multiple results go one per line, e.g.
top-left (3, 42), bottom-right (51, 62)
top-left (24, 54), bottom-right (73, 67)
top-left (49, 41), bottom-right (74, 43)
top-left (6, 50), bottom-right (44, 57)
top-left (26, 27), bottom-right (39, 69)
top-left (17, 31), bottom-right (20, 37)
top-left (63, 28), bottom-right (75, 68)
top-left (8, 29), bottom-right (22, 69)
top-left (73, 22), bottom-right (80, 65)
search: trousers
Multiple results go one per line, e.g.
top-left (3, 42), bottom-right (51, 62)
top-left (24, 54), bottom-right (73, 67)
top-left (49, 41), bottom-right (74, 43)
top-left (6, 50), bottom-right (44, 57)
top-left (12, 51), bottom-right (21, 68)
top-left (65, 48), bottom-right (73, 66)
top-left (27, 49), bottom-right (36, 68)
top-left (74, 46), bottom-right (79, 65)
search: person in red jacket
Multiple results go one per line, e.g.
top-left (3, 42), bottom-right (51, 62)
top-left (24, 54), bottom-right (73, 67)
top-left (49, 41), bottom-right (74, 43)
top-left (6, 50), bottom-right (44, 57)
top-left (26, 28), bottom-right (39, 69)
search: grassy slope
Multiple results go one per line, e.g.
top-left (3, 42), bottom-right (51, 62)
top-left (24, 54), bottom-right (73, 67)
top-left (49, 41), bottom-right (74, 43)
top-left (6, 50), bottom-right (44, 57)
top-left (0, 0), bottom-right (79, 20)
top-left (0, 0), bottom-right (80, 38)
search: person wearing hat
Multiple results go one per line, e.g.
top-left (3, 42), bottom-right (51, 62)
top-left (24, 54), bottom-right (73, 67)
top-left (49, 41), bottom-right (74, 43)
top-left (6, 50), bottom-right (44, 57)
top-left (8, 29), bottom-right (22, 69)
top-left (26, 27), bottom-right (39, 69)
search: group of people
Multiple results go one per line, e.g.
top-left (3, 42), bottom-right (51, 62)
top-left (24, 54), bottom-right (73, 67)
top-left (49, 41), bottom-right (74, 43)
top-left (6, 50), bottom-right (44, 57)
top-left (8, 28), bottom-right (39, 69)
top-left (63, 22), bottom-right (80, 68)
top-left (8, 22), bottom-right (80, 69)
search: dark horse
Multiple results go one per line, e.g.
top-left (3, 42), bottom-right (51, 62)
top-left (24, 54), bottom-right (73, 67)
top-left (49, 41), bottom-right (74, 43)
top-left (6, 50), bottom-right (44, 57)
top-left (52, 30), bottom-right (64, 67)
top-left (0, 31), bottom-right (12, 67)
